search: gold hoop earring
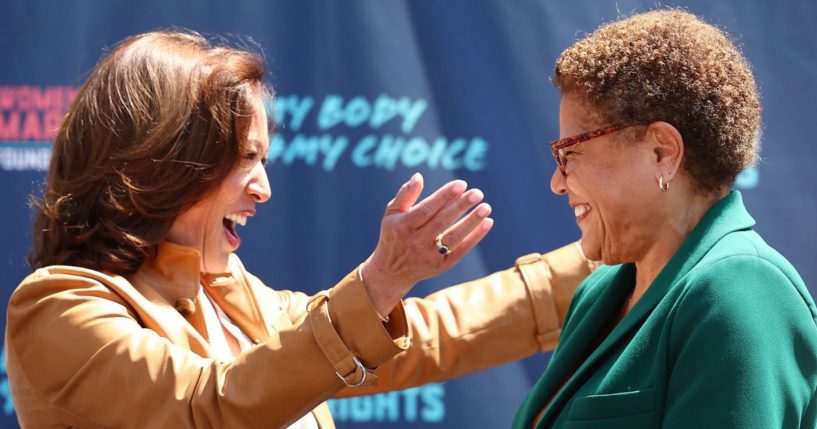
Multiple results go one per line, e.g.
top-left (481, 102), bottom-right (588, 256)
top-left (659, 175), bottom-right (670, 192)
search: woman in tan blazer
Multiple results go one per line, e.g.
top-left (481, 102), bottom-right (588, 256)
top-left (5, 30), bottom-right (593, 428)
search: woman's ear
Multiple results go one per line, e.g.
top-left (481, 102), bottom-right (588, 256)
top-left (647, 121), bottom-right (684, 183)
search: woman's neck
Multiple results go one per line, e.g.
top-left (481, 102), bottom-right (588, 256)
top-left (630, 187), bottom-right (728, 309)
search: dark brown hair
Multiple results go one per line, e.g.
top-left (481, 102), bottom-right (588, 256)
top-left (553, 9), bottom-right (761, 193)
top-left (30, 30), bottom-right (269, 275)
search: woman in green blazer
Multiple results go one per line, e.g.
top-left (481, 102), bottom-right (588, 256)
top-left (513, 10), bottom-right (817, 428)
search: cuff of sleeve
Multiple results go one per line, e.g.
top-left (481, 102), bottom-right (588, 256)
top-left (308, 293), bottom-right (378, 388)
top-left (542, 241), bottom-right (597, 322)
top-left (327, 269), bottom-right (410, 368)
top-left (516, 252), bottom-right (560, 350)
top-left (516, 241), bottom-right (595, 351)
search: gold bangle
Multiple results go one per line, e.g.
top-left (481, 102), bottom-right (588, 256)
top-left (357, 264), bottom-right (390, 323)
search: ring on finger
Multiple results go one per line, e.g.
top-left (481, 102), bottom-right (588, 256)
top-left (435, 234), bottom-right (451, 255)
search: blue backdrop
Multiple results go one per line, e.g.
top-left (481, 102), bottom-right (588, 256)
top-left (1, 1), bottom-right (815, 427)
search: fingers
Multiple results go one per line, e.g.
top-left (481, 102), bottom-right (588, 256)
top-left (424, 188), bottom-right (484, 235)
top-left (385, 172), bottom-right (424, 214)
top-left (443, 216), bottom-right (494, 264)
top-left (366, 177), bottom-right (493, 298)
top-left (404, 179), bottom-right (467, 228)
top-left (438, 202), bottom-right (492, 251)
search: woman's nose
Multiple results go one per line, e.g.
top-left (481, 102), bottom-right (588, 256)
top-left (550, 168), bottom-right (567, 195)
top-left (247, 164), bottom-right (271, 203)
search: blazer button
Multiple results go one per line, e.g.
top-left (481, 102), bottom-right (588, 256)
top-left (175, 298), bottom-right (196, 316)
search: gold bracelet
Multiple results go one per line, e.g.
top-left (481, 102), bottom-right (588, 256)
top-left (357, 264), bottom-right (390, 323)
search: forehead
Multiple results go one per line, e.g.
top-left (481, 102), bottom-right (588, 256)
top-left (246, 96), bottom-right (271, 150)
top-left (559, 93), bottom-right (604, 133)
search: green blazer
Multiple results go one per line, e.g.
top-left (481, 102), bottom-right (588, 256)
top-left (513, 192), bottom-right (817, 428)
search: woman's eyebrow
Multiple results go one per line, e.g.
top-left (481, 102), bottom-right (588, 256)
top-left (247, 138), bottom-right (269, 152)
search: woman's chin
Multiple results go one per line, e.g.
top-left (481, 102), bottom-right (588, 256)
top-left (579, 240), bottom-right (603, 262)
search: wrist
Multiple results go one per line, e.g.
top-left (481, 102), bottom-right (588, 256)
top-left (357, 264), bottom-right (390, 322)
top-left (358, 259), bottom-right (411, 317)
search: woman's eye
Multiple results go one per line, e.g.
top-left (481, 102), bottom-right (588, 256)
top-left (241, 151), bottom-right (268, 168)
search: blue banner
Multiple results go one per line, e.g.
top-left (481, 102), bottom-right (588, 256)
top-left (2, 1), bottom-right (815, 427)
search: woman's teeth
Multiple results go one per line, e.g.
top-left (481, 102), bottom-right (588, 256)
top-left (574, 205), bottom-right (591, 217)
top-left (225, 213), bottom-right (247, 226)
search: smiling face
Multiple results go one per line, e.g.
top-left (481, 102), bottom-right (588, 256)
top-left (550, 93), bottom-right (661, 265)
top-left (166, 93), bottom-right (271, 273)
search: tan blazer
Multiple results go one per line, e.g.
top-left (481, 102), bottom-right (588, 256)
top-left (5, 241), bottom-right (594, 428)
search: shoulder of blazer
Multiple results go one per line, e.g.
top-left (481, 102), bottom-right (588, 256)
top-left (18, 265), bottom-right (140, 304)
top-left (671, 231), bottom-right (817, 336)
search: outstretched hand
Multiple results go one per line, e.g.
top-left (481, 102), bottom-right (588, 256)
top-left (360, 172), bottom-right (493, 317)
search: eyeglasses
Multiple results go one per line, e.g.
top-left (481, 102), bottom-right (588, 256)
top-left (549, 123), bottom-right (646, 175)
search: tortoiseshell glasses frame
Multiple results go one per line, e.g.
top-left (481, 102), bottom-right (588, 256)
top-left (549, 123), bottom-right (647, 175)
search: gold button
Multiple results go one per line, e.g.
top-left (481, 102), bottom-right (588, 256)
top-left (175, 298), bottom-right (196, 316)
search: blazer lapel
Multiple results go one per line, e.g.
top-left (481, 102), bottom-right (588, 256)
top-left (514, 265), bottom-right (633, 427)
top-left (525, 265), bottom-right (634, 427)
top-left (201, 255), bottom-right (272, 343)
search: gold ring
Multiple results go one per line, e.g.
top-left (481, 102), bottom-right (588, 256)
top-left (435, 235), bottom-right (450, 255)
